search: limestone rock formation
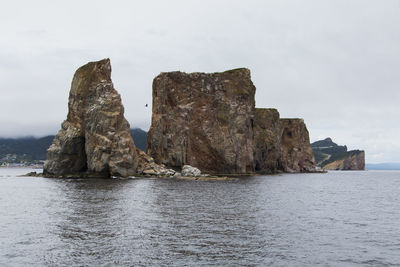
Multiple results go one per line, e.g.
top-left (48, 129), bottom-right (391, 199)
top-left (181, 165), bottom-right (202, 177)
top-left (254, 111), bottom-right (316, 173)
top-left (44, 59), bottom-right (138, 177)
top-left (280, 119), bottom-right (317, 173)
top-left (135, 148), bottom-right (176, 176)
top-left (42, 61), bottom-right (320, 177)
top-left (342, 151), bottom-right (365, 170)
top-left (147, 69), bottom-right (256, 174)
top-left (254, 108), bottom-right (283, 173)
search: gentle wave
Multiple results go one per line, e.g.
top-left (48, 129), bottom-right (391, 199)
top-left (0, 169), bottom-right (399, 266)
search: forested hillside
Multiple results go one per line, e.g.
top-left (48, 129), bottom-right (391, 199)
top-left (0, 128), bottom-right (147, 165)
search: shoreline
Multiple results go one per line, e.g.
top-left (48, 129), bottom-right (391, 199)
top-left (22, 171), bottom-right (239, 181)
top-left (0, 166), bottom-right (43, 169)
top-left (20, 169), bottom-right (327, 181)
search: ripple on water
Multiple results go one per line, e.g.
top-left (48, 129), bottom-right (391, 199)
top-left (0, 170), bottom-right (400, 266)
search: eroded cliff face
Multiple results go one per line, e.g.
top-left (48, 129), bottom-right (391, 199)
top-left (44, 59), bottom-right (138, 177)
top-left (147, 69), bottom-right (256, 174)
top-left (280, 119), bottom-right (317, 173)
top-left (254, 108), bottom-right (283, 173)
top-left (343, 151), bottom-right (365, 170)
top-left (254, 112), bottom-right (316, 173)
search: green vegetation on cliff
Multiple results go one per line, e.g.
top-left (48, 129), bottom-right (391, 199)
top-left (312, 138), bottom-right (364, 169)
top-left (0, 136), bottom-right (54, 163)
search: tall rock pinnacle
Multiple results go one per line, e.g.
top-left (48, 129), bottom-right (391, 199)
top-left (43, 59), bottom-right (138, 177)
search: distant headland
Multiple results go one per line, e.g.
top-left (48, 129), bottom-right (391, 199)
top-left (312, 138), bottom-right (365, 170)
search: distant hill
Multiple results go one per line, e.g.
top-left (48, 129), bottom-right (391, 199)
top-left (0, 136), bottom-right (54, 163)
top-left (130, 128), bottom-right (147, 152)
top-left (0, 128), bottom-right (147, 164)
top-left (311, 138), bottom-right (365, 170)
top-left (366, 163), bottom-right (400, 170)
top-left (311, 138), bottom-right (347, 164)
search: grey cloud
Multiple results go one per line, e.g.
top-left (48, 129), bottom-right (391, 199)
top-left (0, 0), bottom-right (399, 163)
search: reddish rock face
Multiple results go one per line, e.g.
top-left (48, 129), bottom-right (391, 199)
top-left (44, 59), bottom-right (138, 177)
top-left (254, 108), bottom-right (283, 173)
top-left (254, 111), bottom-right (317, 173)
top-left (280, 119), bottom-right (317, 173)
top-left (147, 69), bottom-right (256, 174)
top-left (343, 151), bottom-right (365, 170)
top-left (45, 60), bottom-right (318, 177)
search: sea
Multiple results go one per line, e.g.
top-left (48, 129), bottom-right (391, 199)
top-left (0, 168), bottom-right (399, 266)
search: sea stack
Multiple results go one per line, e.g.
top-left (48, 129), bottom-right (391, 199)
top-left (43, 59), bottom-right (138, 177)
top-left (253, 110), bottom-right (317, 173)
top-left (280, 119), bottom-right (316, 172)
top-left (147, 69), bottom-right (256, 174)
top-left (254, 108), bottom-right (283, 173)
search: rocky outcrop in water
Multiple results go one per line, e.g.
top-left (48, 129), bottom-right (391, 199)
top-left (44, 59), bottom-right (138, 177)
top-left (147, 69), bottom-right (256, 174)
top-left (312, 138), bottom-right (365, 170)
top-left (135, 148), bottom-right (176, 176)
top-left (147, 68), bottom-right (318, 175)
top-left (254, 111), bottom-right (316, 173)
top-left (254, 108), bottom-right (283, 173)
top-left (181, 165), bottom-right (202, 177)
top-left (43, 59), bottom-right (178, 178)
top-left (280, 119), bottom-right (317, 173)
top-left (44, 59), bottom-right (318, 177)
top-left (342, 151), bottom-right (365, 170)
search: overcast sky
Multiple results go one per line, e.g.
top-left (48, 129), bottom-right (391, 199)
top-left (1, 0), bottom-right (399, 163)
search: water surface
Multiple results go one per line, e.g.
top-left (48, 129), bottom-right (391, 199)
top-left (1, 168), bottom-right (399, 266)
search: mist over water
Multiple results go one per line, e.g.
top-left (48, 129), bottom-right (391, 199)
top-left (1, 169), bottom-right (399, 266)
